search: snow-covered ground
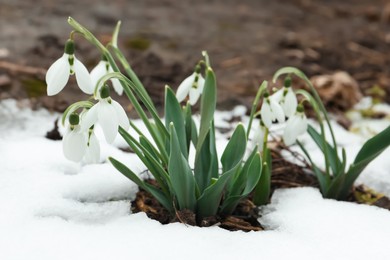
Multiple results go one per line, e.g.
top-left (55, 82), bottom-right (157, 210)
top-left (1, 98), bottom-right (390, 260)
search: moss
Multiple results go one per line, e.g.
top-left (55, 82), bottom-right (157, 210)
top-left (22, 77), bottom-right (47, 98)
top-left (125, 36), bottom-right (151, 51)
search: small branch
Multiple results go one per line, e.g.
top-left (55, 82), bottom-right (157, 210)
top-left (0, 61), bottom-right (46, 76)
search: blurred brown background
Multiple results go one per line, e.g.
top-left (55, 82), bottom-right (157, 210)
top-left (1, 0), bottom-right (390, 112)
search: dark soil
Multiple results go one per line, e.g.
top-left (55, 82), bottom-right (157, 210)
top-left (1, 0), bottom-right (390, 114)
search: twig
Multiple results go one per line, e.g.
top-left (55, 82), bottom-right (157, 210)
top-left (0, 61), bottom-right (47, 76)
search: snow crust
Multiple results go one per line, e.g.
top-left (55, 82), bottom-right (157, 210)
top-left (1, 98), bottom-right (390, 260)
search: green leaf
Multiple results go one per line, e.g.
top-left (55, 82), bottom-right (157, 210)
top-left (196, 68), bottom-right (217, 152)
top-left (109, 157), bottom-right (173, 212)
top-left (168, 123), bottom-right (196, 211)
top-left (118, 127), bottom-right (170, 194)
top-left (339, 125), bottom-right (390, 199)
top-left (165, 86), bottom-right (187, 158)
top-left (184, 103), bottom-right (193, 155)
top-left (253, 147), bottom-right (272, 206)
top-left (220, 150), bottom-right (262, 215)
top-left (307, 125), bottom-right (342, 176)
top-left (196, 166), bottom-right (238, 219)
top-left (194, 122), bottom-right (218, 193)
top-left (227, 147), bottom-right (258, 196)
top-left (221, 124), bottom-right (247, 172)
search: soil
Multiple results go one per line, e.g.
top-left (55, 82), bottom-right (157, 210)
top-left (1, 0), bottom-right (390, 114)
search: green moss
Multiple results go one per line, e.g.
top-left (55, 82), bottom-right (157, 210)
top-left (22, 77), bottom-right (47, 98)
top-left (125, 36), bottom-right (151, 51)
top-left (366, 85), bottom-right (386, 104)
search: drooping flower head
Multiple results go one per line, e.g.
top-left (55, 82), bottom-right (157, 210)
top-left (62, 113), bottom-right (88, 162)
top-left (283, 104), bottom-right (308, 146)
top-left (46, 40), bottom-right (93, 96)
top-left (252, 120), bottom-right (267, 152)
top-left (260, 91), bottom-right (285, 129)
top-left (176, 65), bottom-right (205, 105)
top-left (271, 77), bottom-right (298, 118)
top-left (84, 127), bottom-right (101, 164)
top-left (81, 85), bottom-right (130, 143)
top-left (90, 56), bottom-right (123, 96)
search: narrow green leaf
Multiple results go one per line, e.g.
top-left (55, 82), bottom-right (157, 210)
top-left (307, 125), bottom-right (341, 176)
top-left (168, 124), bottom-right (196, 211)
top-left (165, 86), bottom-right (188, 158)
top-left (109, 157), bottom-right (173, 212)
top-left (118, 127), bottom-right (170, 194)
top-left (194, 122), bottom-right (218, 192)
top-left (184, 103), bottom-right (193, 155)
top-left (221, 124), bottom-right (247, 172)
top-left (338, 125), bottom-right (390, 200)
top-left (253, 147), bottom-right (272, 206)
top-left (220, 151), bottom-right (262, 215)
top-left (196, 68), bottom-right (217, 152)
top-left (196, 166), bottom-right (238, 219)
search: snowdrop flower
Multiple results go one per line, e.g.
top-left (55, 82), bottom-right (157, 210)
top-left (260, 92), bottom-right (285, 128)
top-left (46, 39), bottom-right (93, 96)
top-left (252, 121), bottom-right (267, 152)
top-left (271, 77), bottom-right (297, 118)
top-left (84, 130), bottom-right (100, 164)
top-left (62, 113), bottom-right (88, 162)
top-left (90, 57), bottom-right (123, 95)
top-left (176, 70), bottom-right (205, 105)
top-left (283, 105), bottom-right (308, 146)
top-left (81, 85), bottom-right (130, 143)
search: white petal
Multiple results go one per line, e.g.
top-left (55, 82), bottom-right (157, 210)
top-left (283, 114), bottom-right (307, 146)
top-left (260, 102), bottom-right (273, 128)
top-left (270, 88), bottom-right (283, 103)
top-left (253, 125), bottom-right (265, 152)
top-left (111, 78), bottom-right (124, 95)
top-left (74, 57), bottom-right (93, 95)
top-left (197, 74), bottom-right (205, 93)
top-left (90, 61), bottom-right (107, 92)
top-left (84, 132), bottom-right (100, 164)
top-left (295, 113), bottom-right (308, 135)
top-left (46, 54), bottom-right (70, 96)
top-left (80, 104), bottom-right (99, 131)
top-left (63, 128), bottom-right (87, 162)
top-left (270, 99), bottom-right (285, 123)
top-left (283, 88), bottom-right (298, 117)
top-left (189, 86), bottom-right (201, 105)
top-left (98, 100), bottom-right (119, 143)
top-left (111, 100), bottom-right (129, 130)
top-left (176, 73), bottom-right (195, 102)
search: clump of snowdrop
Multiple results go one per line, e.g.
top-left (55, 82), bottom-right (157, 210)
top-left (46, 18), bottom-right (390, 225)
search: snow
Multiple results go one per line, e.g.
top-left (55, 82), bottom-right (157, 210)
top-left (1, 98), bottom-right (390, 260)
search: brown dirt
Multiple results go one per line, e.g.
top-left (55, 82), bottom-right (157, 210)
top-left (1, 0), bottom-right (390, 114)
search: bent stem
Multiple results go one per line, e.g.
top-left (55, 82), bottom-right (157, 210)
top-left (247, 81), bottom-right (268, 138)
top-left (68, 17), bottom-right (169, 164)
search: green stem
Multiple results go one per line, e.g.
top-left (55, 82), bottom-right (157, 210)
top-left (295, 89), bottom-right (331, 177)
top-left (247, 81), bottom-right (268, 138)
top-left (109, 45), bottom-right (156, 110)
